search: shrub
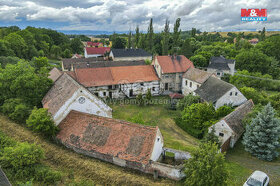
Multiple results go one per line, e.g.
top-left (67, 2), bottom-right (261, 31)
top-left (180, 103), bottom-right (216, 138)
top-left (26, 107), bottom-right (59, 137)
top-left (1, 98), bottom-right (31, 122)
top-left (33, 165), bottom-right (62, 185)
top-left (136, 93), bottom-right (144, 106)
top-left (0, 142), bottom-right (44, 169)
top-left (0, 131), bottom-right (16, 152)
top-left (176, 94), bottom-right (200, 111)
top-left (184, 142), bottom-right (228, 186)
top-left (215, 105), bottom-right (234, 119)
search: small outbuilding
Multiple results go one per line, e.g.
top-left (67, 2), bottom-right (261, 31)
top-left (209, 99), bottom-right (254, 152)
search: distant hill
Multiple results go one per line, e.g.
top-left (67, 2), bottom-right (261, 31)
top-left (207, 31), bottom-right (280, 37)
top-left (58, 30), bottom-right (128, 36)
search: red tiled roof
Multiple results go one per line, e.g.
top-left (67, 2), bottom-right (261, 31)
top-left (85, 47), bottom-right (110, 55)
top-left (87, 42), bottom-right (102, 46)
top-left (169, 93), bottom-right (184, 99)
top-left (56, 110), bottom-right (158, 165)
top-left (72, 65), bottom-right (159, 87)
top-left (156, 55), bottom-right (194, 74)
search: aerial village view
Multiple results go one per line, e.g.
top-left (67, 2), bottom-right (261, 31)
top-left (0, 0), bottom-right (279, 185)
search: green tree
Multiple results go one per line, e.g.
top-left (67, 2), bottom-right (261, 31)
top-left (240, 87), bottom-right (267, 105)
top-left (191, 27), bottom-right (196, 38)
top-left (242, 103), bottom-right (280, 161)
top-left (235, 48), bottom-right (273, 75)
top-left (26, 107), bottom-right (59, 137)
top-left (172, 18), bottom-right (181, 54)
top-left (145, 88), bottom-right (152, 105)
top-left (181, 102), bottom-right (216, 138)
top-left (215, 105), bottom-right (234, 119)
top-left (162, 19), bottom-right (170, 55)
top-left (179, 38), bottom-right (193, 58)
top-left (70, 38), bottom-right (84, 54)
top-left (128, 31), bottom-right (132, 48)
top-left (112, 37), bottom-right (126, 49)
top-left (0, 39), bottom-right (14, 56)
top-left (63, 49), bottom-right (72, 58)
top-left (202, 126), bottom-right (220, 147)
top-left (260, 27), bottom-right (266, 41)
top-left (0, 60), bottom-right (53, 106)
top-left (31, 57), bottom-right (51, 74)
top-left (50, 45), bottom-right (62, 59)
top-left (184, 142), bottom-right (228, 186)
top-left (176, 94), bottom-right (200, 111)
top-left (135, 26), bottom-right (140, 48)
top-left (136, 93), bottom-right (144, 106)
top-left (1, 98), bottom-right (31, 123)
top-left (4, 33), bottom-right (27, 58)
top-left (190, 54), bottom-right (207, 67)
top-left (147, 18), bottom-right (154, 53)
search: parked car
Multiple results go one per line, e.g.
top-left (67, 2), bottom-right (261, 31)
top-left (243, 171), bottom-right (269, 186)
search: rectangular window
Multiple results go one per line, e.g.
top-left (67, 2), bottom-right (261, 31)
top-left (140, 83), bottom-right (144, 86)
top-left (185, 80), bottom-right (188, 86)
top-left (152, 87), bottom-right (155, 91)
top-left (103, 92), bottom-right (106, 96)
top-left (165, 83), bottom-right (169, 90)
top-left (217, 72), bottom-right (221, 76)
top-left (190, 82), bottom-right (192, 88)
top-left (219, 133), bottom-right (224, 137)
top-left (230, 92), bottom-right (232, 96)
top-left (94, 93), bottom-right (99, 97)
top-left (235, 92), bottom-right (238, 96)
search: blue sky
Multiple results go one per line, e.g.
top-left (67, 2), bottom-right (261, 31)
top-left (0, 0), bottom-right (279, 33)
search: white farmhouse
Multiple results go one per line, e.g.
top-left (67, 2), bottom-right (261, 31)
top-left (42, 72), bottom-right (112, 125)
top-left (209, 100), bottom-right (254, 152)
top-left (194, 76), bottom-right (247, 109)
top-left (67, 65), bottom-right (160, 98)
top-left (182, 68), bottom-right (214, 95)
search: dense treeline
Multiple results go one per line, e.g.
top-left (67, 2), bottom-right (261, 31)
top-left (0, 26), bottom-right (84, 60)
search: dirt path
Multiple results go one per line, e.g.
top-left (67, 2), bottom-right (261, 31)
top-left (0, 114), bottom-right (176, 185)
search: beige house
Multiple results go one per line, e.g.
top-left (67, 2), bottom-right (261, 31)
top-left (153, 55), bottom-right (194, 94)
top-left (182, 68), bottom-right (214, 95)
top-left (209, 100), bottom-right (254, 152)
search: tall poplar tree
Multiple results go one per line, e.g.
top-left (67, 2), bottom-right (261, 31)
top-left (135, 25), bottom-right (140, 48)
top-left (162, 19), bottom-right (170, 55)
top-left (128, 30), bottom-right (132, 49)
top-left (243, 103), bottom-right (280, 161)
top-left (147, 18), bottom-right (154, 53)
top-left (172, 18), bottom-right (181, 54)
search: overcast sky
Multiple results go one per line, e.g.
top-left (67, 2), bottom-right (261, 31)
top-left (0, 0), bottom-right (279, 32)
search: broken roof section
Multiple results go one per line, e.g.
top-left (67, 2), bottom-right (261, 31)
top-left (57, 110), bottom-right (159, 165)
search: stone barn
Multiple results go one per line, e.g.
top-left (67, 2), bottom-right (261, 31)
top-left (56, 110), bottom-right (190, 180)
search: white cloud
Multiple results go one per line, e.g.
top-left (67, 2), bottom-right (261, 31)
top-left (0, 0), bottom-right (279, 32)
